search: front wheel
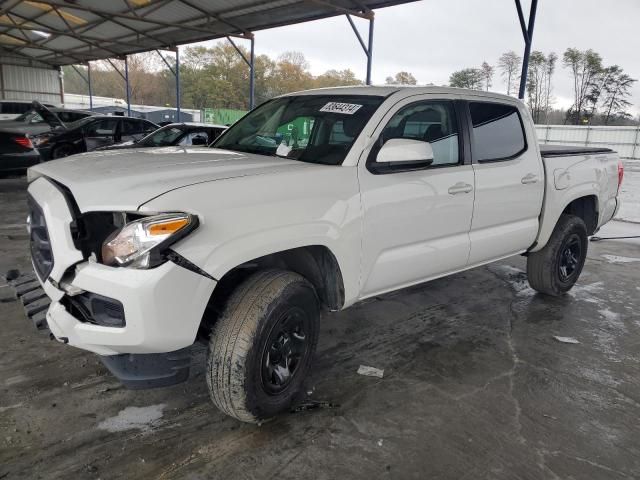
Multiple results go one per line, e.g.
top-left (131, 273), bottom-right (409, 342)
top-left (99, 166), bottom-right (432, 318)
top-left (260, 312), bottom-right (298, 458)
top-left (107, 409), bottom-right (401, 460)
top-left (206, 269), bottom-right (319, 423)
top-left (527, 214), bottom-right (588, 296)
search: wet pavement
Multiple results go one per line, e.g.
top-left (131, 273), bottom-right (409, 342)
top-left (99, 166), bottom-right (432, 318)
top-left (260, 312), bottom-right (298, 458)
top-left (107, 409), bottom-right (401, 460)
top-left (1, 175), bottom-right (639, 479)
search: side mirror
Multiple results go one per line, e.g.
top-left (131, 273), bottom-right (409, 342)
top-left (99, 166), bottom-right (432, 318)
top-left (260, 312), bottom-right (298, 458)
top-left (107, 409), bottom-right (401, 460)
top-left (371, 138), bottom-right (434, 173)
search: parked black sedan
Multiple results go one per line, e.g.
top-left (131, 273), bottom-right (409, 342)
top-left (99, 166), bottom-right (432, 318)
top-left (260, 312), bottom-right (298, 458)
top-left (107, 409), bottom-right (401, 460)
top-left (0, 130), bottom-right (41, 174)
top-left (96, 122), bottom-right (227, 151)
top-left (32, 115), bottom-right (158, 160)
top-left (0, 105), bottom-right (94, 136)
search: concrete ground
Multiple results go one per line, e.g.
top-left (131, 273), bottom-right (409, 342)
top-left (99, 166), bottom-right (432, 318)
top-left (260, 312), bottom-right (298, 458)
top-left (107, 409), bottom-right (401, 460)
top-left (1, 175), bottom-right (639, 480)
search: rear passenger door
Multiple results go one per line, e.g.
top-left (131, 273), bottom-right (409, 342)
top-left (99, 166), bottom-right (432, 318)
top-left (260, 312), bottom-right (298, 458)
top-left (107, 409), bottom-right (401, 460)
top-left (121, 119), bottom-right (150, 143)
top-left (466, 101), bottom-right (544, 265)
top-left (84, 118), bottom-right (119, 151)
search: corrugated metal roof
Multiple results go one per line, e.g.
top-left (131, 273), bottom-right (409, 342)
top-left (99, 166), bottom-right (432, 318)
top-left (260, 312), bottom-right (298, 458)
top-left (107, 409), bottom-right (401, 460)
top-left (0, 0), bottom-right (417, 66)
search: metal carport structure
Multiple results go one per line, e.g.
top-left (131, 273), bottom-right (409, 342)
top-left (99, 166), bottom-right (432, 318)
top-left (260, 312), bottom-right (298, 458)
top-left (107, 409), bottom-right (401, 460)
top-left (0, 0), bottom-right (539, 118)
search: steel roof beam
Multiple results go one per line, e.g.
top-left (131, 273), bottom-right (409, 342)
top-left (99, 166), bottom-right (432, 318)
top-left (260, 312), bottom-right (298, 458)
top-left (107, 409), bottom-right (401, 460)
top-left (176, 0), bottom-right (248, 35)
top-left (0, 13), bottom-right (146, 50)
top-left (40, 0), bottom-right (247, 37)
top-left (0, 31), bottom-right (86, 64)
top-left (306, 0), bottom-right (372, 19)
top-left (49, 5), bottom-right (122, 58)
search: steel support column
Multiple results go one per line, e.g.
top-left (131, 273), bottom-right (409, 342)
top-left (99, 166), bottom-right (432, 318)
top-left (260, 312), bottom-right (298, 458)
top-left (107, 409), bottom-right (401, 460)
top-left (70, 63), bottom-right (93, 110)
top-left (175, 48), bottom-right (181, 121)
top-left (124, 56), bottom-right (131, 116)
top-left (366, 16), bottom-right (374, 86)
top-left (87, 61), bottom-right (93, 111)
top-left (249, 35), bottom-right (255, 110)
top-left (515, 0), bottom-right (539, 100)
top-left (156, 49), bottom-right (181, 120)
top-left (226, 34), bottom-right (255, 110)
top-left (346, 13), bottom-right (375, 85)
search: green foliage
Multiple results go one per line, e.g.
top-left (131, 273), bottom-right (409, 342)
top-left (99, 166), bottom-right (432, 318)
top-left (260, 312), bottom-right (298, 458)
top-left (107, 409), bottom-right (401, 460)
top-left (562, 48), bottom-right (603, 124)
top-left (449, 68), bottom-right (484, 90)
top-left (385, 71), bottom-right (417, 85)
top-left (63, 45), bottom-right (362, 111)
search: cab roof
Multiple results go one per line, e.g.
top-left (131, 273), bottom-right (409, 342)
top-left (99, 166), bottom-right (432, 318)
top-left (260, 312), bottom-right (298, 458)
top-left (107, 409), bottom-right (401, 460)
top-left (283, 85), bottom-right (522, 104)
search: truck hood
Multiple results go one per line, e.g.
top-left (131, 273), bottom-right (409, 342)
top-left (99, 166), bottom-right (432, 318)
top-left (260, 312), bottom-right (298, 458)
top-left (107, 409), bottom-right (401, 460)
top-left (29, 147), bottom-right (313, 212)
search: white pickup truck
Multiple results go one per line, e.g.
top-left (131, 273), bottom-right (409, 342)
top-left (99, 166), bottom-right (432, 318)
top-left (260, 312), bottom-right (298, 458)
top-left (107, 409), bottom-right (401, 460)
top-left (26, 86), bottom-right (623, 423)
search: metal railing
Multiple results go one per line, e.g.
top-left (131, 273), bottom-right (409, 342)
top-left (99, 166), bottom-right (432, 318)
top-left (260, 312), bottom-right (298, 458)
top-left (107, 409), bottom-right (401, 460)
top-left (535, 124), bottom-right (640, 161)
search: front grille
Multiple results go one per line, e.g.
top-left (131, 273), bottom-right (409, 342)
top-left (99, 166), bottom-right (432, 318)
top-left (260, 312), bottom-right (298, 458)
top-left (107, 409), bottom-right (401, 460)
top-left (28, 195), bottom-right (54, 282)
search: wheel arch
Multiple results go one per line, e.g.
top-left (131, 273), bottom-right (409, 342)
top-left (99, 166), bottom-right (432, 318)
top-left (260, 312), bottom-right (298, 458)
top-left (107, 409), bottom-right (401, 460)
top-left (562, 194), bottom-right (598, 235)
top-left (198, 245), bottom-right (346, 338)
top-left (532, 190), bottom-right (601, 252)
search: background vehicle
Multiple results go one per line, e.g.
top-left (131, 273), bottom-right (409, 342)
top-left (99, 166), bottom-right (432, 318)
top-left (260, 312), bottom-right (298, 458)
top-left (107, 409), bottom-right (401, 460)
top-left (0, 106), bottom-right (94, 136)
top-left (96, 122), bottom-right (227, 151)
top-left (32, 115), bottom-right (158, 159)
top-left (26, 86), bottom-right (622, 424)
top-left (0, 100), bottom-right (56, 120)
top-left (0, 130), bottom-right (40, 173)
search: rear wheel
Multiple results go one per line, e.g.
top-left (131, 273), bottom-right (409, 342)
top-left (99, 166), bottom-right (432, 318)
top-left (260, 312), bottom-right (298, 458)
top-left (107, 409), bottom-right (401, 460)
top-left (51, 144), bottom-right (74, 159)
top-left (206, 269), bottom-right (319, 423)
top-left (527, 214), bottom-right (588, 296)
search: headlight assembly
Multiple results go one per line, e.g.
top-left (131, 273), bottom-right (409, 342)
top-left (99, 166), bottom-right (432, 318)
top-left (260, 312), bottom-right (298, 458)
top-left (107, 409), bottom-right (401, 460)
top-left (101, 213), bottom-right (197, 269)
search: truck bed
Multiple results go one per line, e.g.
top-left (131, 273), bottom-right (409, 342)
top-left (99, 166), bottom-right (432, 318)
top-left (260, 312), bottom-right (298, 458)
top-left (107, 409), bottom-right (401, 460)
top-left (540, 144), bottom-right (614, 158)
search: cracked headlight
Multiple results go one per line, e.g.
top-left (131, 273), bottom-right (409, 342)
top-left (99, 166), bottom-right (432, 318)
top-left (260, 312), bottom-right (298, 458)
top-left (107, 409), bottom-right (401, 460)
top-left (101, 213), bottom-right (197, 269)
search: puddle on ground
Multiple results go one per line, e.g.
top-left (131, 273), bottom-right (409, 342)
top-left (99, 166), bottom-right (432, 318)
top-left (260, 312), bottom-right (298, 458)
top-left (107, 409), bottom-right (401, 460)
top-left (97, 404), bottom-right (166, 433)
top-left (601, 254), bottom-right (640, 264)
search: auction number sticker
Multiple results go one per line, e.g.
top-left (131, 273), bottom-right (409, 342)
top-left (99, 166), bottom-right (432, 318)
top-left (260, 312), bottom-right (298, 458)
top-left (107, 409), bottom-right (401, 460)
top-left (319, 102), bottom-right (363, 114)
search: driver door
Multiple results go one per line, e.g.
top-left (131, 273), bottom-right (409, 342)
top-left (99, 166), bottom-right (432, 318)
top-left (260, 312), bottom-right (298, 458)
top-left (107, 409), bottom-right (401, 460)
top-left (358, 96), bottom-right (475, 297)
top-left (84, 118), bottom-right (119, 151)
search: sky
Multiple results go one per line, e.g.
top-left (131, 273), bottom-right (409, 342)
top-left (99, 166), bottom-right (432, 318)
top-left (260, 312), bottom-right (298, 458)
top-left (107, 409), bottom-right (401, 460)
top-left (192, 0), bottom-right (640, 117)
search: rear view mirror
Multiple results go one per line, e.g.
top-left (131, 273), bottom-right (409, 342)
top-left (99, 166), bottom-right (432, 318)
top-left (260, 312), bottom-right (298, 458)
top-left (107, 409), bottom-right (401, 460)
top-left (371, 138), bottom-right (434, 173)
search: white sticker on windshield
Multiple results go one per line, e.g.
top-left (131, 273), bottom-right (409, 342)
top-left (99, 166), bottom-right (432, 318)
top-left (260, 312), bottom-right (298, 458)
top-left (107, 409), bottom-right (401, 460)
top-left (319, 102), bottom-right (363, 115)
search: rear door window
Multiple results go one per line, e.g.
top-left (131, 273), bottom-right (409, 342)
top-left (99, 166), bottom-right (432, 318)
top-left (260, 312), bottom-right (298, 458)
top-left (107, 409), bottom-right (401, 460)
top-left (122, 119), bottom-right (145, 135)
top-left (86, 118), bottom-right (118, 136)
top-left (469, 102), bottom-right (526, 162)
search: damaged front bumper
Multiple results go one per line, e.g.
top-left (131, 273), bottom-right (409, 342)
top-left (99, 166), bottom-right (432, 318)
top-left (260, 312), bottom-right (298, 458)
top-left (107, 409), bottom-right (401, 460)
top-left (23, 176), bottom-right (217, 388)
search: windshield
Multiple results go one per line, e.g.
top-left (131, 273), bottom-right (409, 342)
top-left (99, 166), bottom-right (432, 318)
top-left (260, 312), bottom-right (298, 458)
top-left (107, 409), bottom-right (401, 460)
top-left (213, 95), bottom-right (384, 165)
top-left (66, 116), bottom-right (97, 131)
top-left (139, 126), bottom-right (184, 146)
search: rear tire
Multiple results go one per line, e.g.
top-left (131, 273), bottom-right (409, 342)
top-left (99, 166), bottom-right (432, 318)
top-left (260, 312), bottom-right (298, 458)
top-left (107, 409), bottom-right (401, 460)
top-left (206, 269), bottom-right (319, 423)
top-left (527, 214), bottom-right (588, 296)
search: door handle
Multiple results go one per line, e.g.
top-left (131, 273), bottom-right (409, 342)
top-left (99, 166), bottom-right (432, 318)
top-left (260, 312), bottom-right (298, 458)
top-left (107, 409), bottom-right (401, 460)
top-left (448, 182), bottom-right (473, 195)
top-left (521, 173), bottom-right (539, 184)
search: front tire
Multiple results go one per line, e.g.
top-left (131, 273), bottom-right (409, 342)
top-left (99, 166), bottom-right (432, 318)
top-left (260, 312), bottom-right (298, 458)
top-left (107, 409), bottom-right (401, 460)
top-left (527, 214), bottom-right (588, 296)
top-left (206, 269), bottom-right (319, 423)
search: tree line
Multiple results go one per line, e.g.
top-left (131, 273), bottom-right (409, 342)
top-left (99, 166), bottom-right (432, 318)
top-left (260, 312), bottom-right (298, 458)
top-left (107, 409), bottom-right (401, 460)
top-left (63, 44), bottom-right (362, 112)
top-left (63, 44), bottom-right (636, 126)
top-left (449, 48), bottom-right (637, 125)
